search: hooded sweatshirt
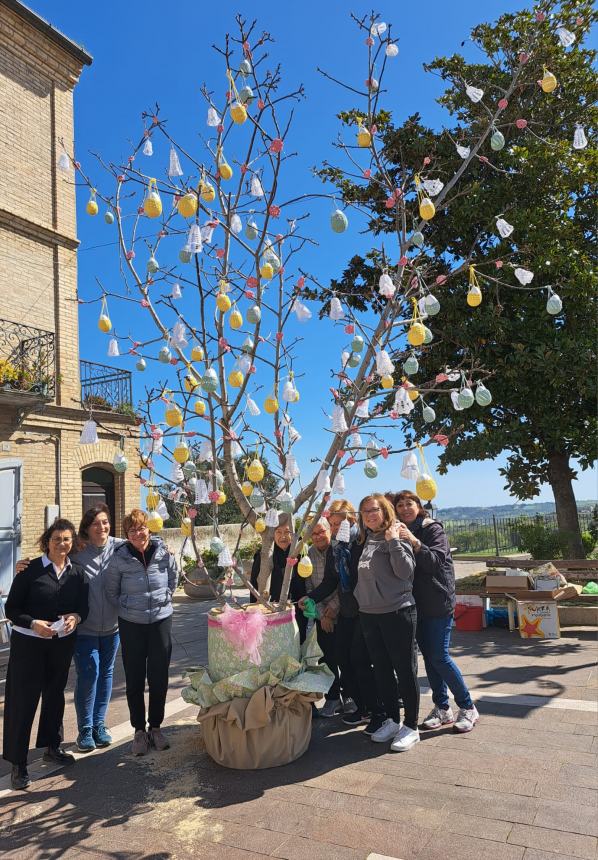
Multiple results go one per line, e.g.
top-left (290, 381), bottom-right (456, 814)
top-left (354, 532), bottom-right (415, 614)
top-left (74, 537), bottom-right (124, 636)
top-left (410, 516), bottom-right (456, 617)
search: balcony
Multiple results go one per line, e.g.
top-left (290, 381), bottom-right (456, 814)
top-left (80, 359), bottom-right (134, 418)
top-left (0, 318), bottom-right (55, 406)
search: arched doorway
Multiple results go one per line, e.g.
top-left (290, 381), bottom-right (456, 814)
top-left (82, 467), bottom-right (115, 528)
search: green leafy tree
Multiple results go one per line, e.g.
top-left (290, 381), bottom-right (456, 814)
top-left (314, 1), bottom-right (597, 557)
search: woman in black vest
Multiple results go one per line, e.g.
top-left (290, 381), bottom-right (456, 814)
top-left (3, 519), bottom-right (89, 790)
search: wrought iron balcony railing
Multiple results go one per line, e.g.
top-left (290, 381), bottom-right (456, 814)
top-left (80, 359), bottom-right (133, 415)
top-left (0, 318), bottom-right (55, 401)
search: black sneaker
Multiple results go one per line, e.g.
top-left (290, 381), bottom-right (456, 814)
top-left (43, 746), bottom-right (75, 765)
top-left (363, 715), bottom-right (387, 736)
top-left (11, 764), bottom-right (31, 791)
top-left (342, 711), bottom-right (370, 726)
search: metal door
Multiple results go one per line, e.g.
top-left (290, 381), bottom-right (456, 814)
top-left (0, 460), bottom-right (22, 598)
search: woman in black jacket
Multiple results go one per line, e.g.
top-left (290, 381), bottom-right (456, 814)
top-left (393, 491), bottom-right (479, 734)
top-left (3, 519), bottom-right (89, 790)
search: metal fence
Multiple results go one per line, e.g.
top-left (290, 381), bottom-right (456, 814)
top-left (445, 510), bottom-right (594, 556)
top-left (80, 359), bottom-right (133, 411)
top-left (0, 317), bottom-right (55, 398)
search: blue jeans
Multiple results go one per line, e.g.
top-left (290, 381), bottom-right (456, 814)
top-left (73, 632), bottom-right (120, 730)
top-left (416, 615), bottom-right (473, 710)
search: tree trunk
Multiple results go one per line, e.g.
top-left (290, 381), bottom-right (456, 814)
top-left (547, 451), bottom-right (585, 558)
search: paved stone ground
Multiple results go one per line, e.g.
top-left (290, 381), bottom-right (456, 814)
top-left (1, 590), bottom-right (597, 860)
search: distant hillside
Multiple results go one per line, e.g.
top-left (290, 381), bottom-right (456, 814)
top-left (436, 500), bottom-right (597, 522)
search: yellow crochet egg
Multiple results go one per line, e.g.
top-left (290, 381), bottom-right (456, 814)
top-left (216, 293), bottom-right (232, 313)
top-left (407, 322), bottom-right (426, 347)
top-left (357, 128), bottom-right (372, 148)
top-left (144, 191), bottom-right (162, 219)
top-left (219, 162), bottom-right (233, 181)
top-left (297, 557), bottom-right (314, 578)
top-left (86, 199), bottom-right (99, 216)
top-left (380, 374), bottom-right (394, 389)
top-left (230, 102), bottom-right (247, 124)
top-left (217, 491), bottom-right (227, 505)
top-left (228, 370), bottom-right (244, 388)
top-left (229, 309), bottom-right (243, 330)
top-left (173, 444), bottom-right (190, 464)
top-left (180, 517), bottom-right (193, 537)
top-left (177, 193), bottom-right (198, 219)
top-left (541, 70), bottom-right (557, 93)
top-left (467, 287), bottom-right (482, 307)
top-left (419, 198), bottom-right (435, 221)
top-left (241, 480), bottom-right (253, 497)
top-left (98, 314), bottom-right (112, 333)
top-left (146, 489), bottom-right (160, 509)
top-left (254, 517), bottom-right (266, 533)
top-left (416, 474), bottom-right (437, 501)
top-left (260, 262), bottom-right (274, 280)
top-left (147, 511), bottom-right (163, 533)
top-left (193, 398), bottom-right (206, 416)
top-left (264, 395), bottom-right (279, 414)
top-left (247, 458), bottom-right (264, 483)
top-left (200, 181), bottom-right (216, 203)
top-left (184, 375), bottom-right (200, 393)
top-left (165, 405), bottom-right (183, 427)
top-left (191, 344), bottom-right (205, 362)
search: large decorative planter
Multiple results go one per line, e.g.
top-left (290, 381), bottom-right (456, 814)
top-left (182, 606), bottom-right (333, 769)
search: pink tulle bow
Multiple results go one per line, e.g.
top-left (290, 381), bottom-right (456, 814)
top-left (219, 605), bottom-right (268, 666)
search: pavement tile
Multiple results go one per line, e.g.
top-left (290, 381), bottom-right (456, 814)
top-left (533, 779), bottom-right (598, 807)
top-left (272, 835), bottom-right (365, 860)
top-left (533, 799), bottom-right (598, 837)
top-left (558, 763), bottom-right (598, 790)
top-left (507, 823), bottom-right (597, 859)
top-left (415, 832), bottom-right (525, 860)
top-left (302, 766), bottom-right (384, 796)
top-left (471, 724), bottom-right (596, 753)
top-left (441, 811), bottom-right (514, 842)
top-left (187, 820), bottom-right (289, 855)
top-left (523, 851), bottom-right (592, 860)
top-left (296, 786), bottom-right (446, 830)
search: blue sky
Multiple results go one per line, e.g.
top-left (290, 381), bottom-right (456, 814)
top-left (33, 0), bottom-right (597, 508)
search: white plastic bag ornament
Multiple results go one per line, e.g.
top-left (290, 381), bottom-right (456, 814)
top-left (288, 424), bottom-right (301, 444)
top-left (230, 213), bottom-right (242, 235)
top-left (466, 85), bottom-right (484, 103)
top-left (424, 294), bottom-right (441, 316)
top-left (332, 472), bottom-right (346, 495)
top-left (237, 354), bottom-right (251, 375)
top-left (250, 175), bottom-right (264, 197)
top-left (246, 396), bottom-right (261, 416)
top-left (282, 378), bottom-right (298, 403)
top-left (376, 349), bottom-right (395, 376)
top-left (456, 144), bottom-right (470, 159)
top-left (200, 223), bottom-right (215, 244)
top-left (79, 419), bottom-right (99, 445)
top-left (198, 440), bottom-right (214, 462)
top-left (113, 450), bottom-right (128, 473)
top-left (186, 224), bottom-right (202, 254)
top-left (496, 217), bottom-right (514, 239)
top-left (355, 399), bottom-right (370, 419)
top-left (170, 462), bottom-right (184, 483)
top-left (331, 405), bottom-right (348, 433)
top-left (349, 432), bottom-right (363, 450)
top-left (393, 387), bottom-right (414, 415)
top-left (385, 43), bottom-right (399, 58)
top-left (142, 138), bottom-right (153, 157)
top-left (573, 125), bottom-right (588, 150)
top-left (167, 146), bottom-right (183, 178)
top-left (370, 21), bottom-right (387, 35)
top-left (556, 26), bottom-right (575, 47)
top-left (546, 289), bottom-right (562, 315)
top-left (207, 106), bottom-right (220, 127)
top-left (422, 178), bottom-right (444, 197)
top-left (336, 517), bottom-right (351, 541)
top-left (329, 296), bottom-right (344, 320)
top-left (265, 509), bottom-right (280, 528)
top-left (107, 338), bottom-right (119, 357)
top-left (400, 451), bottom-right (419, 480)
top-left (292, 299), bottom-right (312, 323)
top-left (171, 320), bottom-right (188, 349)
top-left (451, 390), bottom-right (464, 411)
top-left (171, 283), bottom-right (182, 300)
top-left (316, 469), bottom-right (331, 493)
top-left (514, 267), bottom-right (534, 285)
top-left (284, 454), bottom-right (300, 480)
top-left (194, 480), bottom-right (209, 504)
top-left (378, 273), bottom-right (395, 298)
top-left (156, 500), bottom-right (169, 520)
top-left (58, 151), bottom-right (71, 172)
top-left (218, 547), bottom-right (233, 567)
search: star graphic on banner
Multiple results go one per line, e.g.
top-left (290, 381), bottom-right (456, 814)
top-left (520, 614), bottom-right (544, 637)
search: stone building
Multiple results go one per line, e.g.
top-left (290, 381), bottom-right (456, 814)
top-left (0, 0), bottom-right (139, 596)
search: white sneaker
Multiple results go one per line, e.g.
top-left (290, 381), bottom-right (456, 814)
top-left (370, 718), bottom-right (402, 743)
top-left (454, 705), bottom-right (479, 733)
top-left (421, 706), bottom-right (454, 730)
top-left (343, 697), bottom-right (358, 715)
top-left (320, 698), bottom-right (342, 718)
top-left (390, 725), bottom-right (420, 752)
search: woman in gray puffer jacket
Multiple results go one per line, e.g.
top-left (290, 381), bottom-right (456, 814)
top-left (104, 509), bottom-right (178, 756)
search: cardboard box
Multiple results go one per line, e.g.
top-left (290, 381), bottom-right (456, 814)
top-left (533, 575), bottom-right (561, 592)
top-left (554, 583), bottom-right (583, 600)
top-left (506, 589), bottom-right (559, 600)
top-left (486, 573), bottom-right (531, 592)
top-left (517, 601), bottom-right (560, 639)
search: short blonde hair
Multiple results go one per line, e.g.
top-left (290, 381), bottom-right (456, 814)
top-left (357, 494), bottom-right (396, 543)
top-left (123, 508), bottom-right (148, 536)
top-left (327, 499), bottom-right (357, 524)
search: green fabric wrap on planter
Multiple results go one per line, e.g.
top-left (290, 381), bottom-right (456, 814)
top-left (182, 623), bottom-right (334, 708)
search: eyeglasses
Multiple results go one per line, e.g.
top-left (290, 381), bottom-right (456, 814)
top-left (361, 507), bottom-right (381, 515)
top-left (128, 526), bottom-right (149, 535)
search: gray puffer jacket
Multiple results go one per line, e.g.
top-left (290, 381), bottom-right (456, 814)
top-left (104, 539), bottom-right (178, 624)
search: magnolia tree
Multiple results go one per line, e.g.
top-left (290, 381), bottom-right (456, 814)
top-left (69, 10), bottom-right (562, 611)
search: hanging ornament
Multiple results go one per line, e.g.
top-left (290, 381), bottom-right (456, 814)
top-left (376, 349), bottom-right (395, 376)
top-left (186, 223), bottom-right (203, 254)
top-left (573, 125), bottom-right (588, 150)
top-left (246, 396), bottom-right (261, 416)
top-left (415, 175), bottom-right (435, 221)
top-left (79, 419), bottom-right (99, 445)
top-left (147, 254), bottom-right (160, 275)
top-left (147, 511), bottom-right (164, 533)
top-left (200, 179), bottom-right (216, 203)
top-left (201, 367), bottom-right (219, 394)
top-left (173, 437), bottom-right (190, 464)
top-left (264, 391), bottom-right (279, 414)
top-left (249, 486), bottom-right (265, 509)
top-left (180, 517), bottom-right (192, 538)
top-left (332, 472), bottom-right (345, 494)
top-left (424, 294), bottom-right (440, 316)
top-left (177, 193), bottom-right (197, 219)
top-left (422, 178), bottom-right (444, 197)
top-left (58, 151), bottom-right (70, 172)
top-left (260, 261), bottom-right (274, 280)
top-left (400, 451), bottom-right (419, 480)
top-left (239, 85), bottom-right (254, 105)
top-left (247, 457), bottom-right (265, 483)
top-left (264, 508), bottom-right (280, 528)
top-left (349, 431), bottom-right (363, 450)
top-left (403, 355), bottom-right (419, 375)
top-left (456, 144), bottom-right (470, 159)
top-left (466, 85), bottom-right (484, 103)
top-left (407, 298), bottom-right (426, 346)
top-left (170, 461), bottom-right (184, 483)
top-left (475, 382), bottom-right (492, 407)
top-left (230, 101), bottom-right (247, 124)
top-left (246, 305), bottom-right (261, 325)
top-left (216, 284), bottom-right (232, 313)
top-left (385, 43), bottom-right (399, 58)
top-left (164, 401), bottom-right (183, 427)
top-left (143, 178), bottom-right (162, 218)
top-left (184, 373), bottom-right (200, 393)
top-left (241, 480), bottom-right (253, 498)
top-left (366, 439), bottom-right (381, 460)
top-left (411, 231), bottom-right (424, 248)
top-left (86, 189), bottom-right (99, 216)
top-left (239, 58), bottom-right (252, 76)
top-left (217, 149), bottom-right (233, 181)
top-left (422, 404), bottom-right (436, 424)
top-left (316, 469), bottom-right (331, 493)
top-left (171, 319), bottom-right (188, 349)
top-left (198, 441), bottom-right (214, 463)
top-left (331, 405), bottom-right (348, 433)
top-left (457, 385), bottom-right (475, 409)
top-left (450, 390), bottom-right (464, 411)
top-left (107, 338), bottom-right (119, 357)
top-left (254, 517), bottom-right (266, 533)
top-left (546, 289), bottom-right (563, 315)
top-left (168, 146), bottom-right (183, 177)
top-left (245, 218), bottom-right (259, 240)
top-left (393, 387), bottom-right (414, 415)
top-left (136, 358), bottom-right (146, 372)
top-left (490, 129), bottom-right (505, 151)
top-left (229, 306), bottom-right (243, 330)
top-left (97, 296), bottom-right (112, 333)
top-left (415, 444), bottom-right (437, 501)
top-left (466, 265), bottom-right (482, 307)
top-left (193, 398), bottom-right (206, 416)
top-left (514, 267), bottom-right (534, 285)
top-left (191, 343), bottom-right (204, 362)
top-left (250, 174), bottom-right (264, 197)
top-left (142, 137), bottom-right (153, 156)
top-left (540, 68), bottom-right (558, 93)
top-left (229, 213), bottom-right (242, 235)
top-left (228, 367), bottom-right (244, 388)
top-left (351, 335), bottom-right (364, 353)
top-left (364, 460), bottom-right (378, 479)
top-left (328, 296), bottom-right (344, 321)
top-left (380, 374), bottom-right (393, 390)
top-left (292, 299), bottom-right (312, 323)
top-left (297, 554), bottom-right (313, 579)
top-left (555, 26), bottom-right (575, 48)
top-left (195, 479), bottom-right (209, 504)
top-left (282, 376), bottom-right (299, 403)
top-left (331, 209), bottom-right (349, 233)
top-left (158, 345), bottom-right (172, 364)
top-left (378, 272), bottom-right (396, 298)
top-left (355, 399), bottom-right (370, 418)
top-left (179, 248), bottom-right (192, 264)
top-left (496, 217), bottom-right (514, 239)
top-left (207, 106), bottom-right (220, 127)
top-left (104, 210), bottom-right (114, 224)
top-left (182, 461), bottom-right (196, 480)
top-left (356, 118), bottom-right (371, 148)
top-left (210, 536), bottom-right (225, 555)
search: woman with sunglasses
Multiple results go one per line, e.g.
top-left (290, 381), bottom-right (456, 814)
top-left (354, 494), bottom-right (420, 752)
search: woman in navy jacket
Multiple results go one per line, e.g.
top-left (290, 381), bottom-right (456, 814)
top-left (392, 491), bottom-right (479, 734)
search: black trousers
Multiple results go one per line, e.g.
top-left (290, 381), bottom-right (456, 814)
top-left (3, 631), bottom-right (75, 765)
top-left (336, 615), bottom-right (383, 716)
top-left (118, 616), bottom-right (172, 731)
top-left (315, 620), bottom-right (340, 700)
top-left (360, 606), bottom-right (420, 730)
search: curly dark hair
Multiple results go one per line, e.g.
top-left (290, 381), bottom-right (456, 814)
top-left (38, 518), bottom-right (79, 555)
top-left (79, 503), bottom-right (111, 540)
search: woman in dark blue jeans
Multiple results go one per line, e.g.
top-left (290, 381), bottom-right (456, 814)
top-left (393, 490), bottom-right (479, 733)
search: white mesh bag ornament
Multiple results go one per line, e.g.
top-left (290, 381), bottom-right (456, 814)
top-left (332, 472), bottom-right (345, 494)
top-left (170, 462), bottom-right (184, 483)
top-left (556, 26), bottom-right (575, 47)
top-left (422, 178), bottom-right (444, 196)
top-left (514, 267), bottom-right (534, 285)
top-left (288, 424), bottom-right (301, 444)
top-left (284, 454), bottom-right (300, 480)
top-left (207, 106), bottom-right (220, 127)
top-left (265, 508), bottom-right (280, 528)
top-left (292, 299), bottom-right (312, 323)
top-left (331, 405), bottom-right (348, 433)
top-left (168, 146), bottom-right (183, 177)
top-left (378, 273), bottom-right (395, 298)
top-left (466, 85), bottom-right (484, 103)
top-left (393, 387), bottom-right (414, 415)
top-left (142, 138), bottom-right (153, 157)
top-left (316, 469), bottom-right (331, 493)
top-left (376, 349), bottom-right (395, 376)
top-left (573, 125), bottom-right (588, 150)
top-left (171, 282), bottom-right (182, 300)
top-left (250, 175), bottom-right (264, 197)
top-left (451, 390), bottom-right (464, 411)
top-left (156, 500), bottom-right (169, 520)
top-left (456, 144), bottom-right (470, 159)
top-left (349, 431), bottom-right (363, 449)
top-left (336, 518), bottom-right (351, 541)
top-left (171, 319), bottom-right (188, 349)
top-left (200, 223), bottom-right (215, 244)
top-left (79, 419), bottom-right (99, 445)
top-left (186, 224), bottom-right (203, 254)
top-left (400, 451), bottom-right (420, 480)
top-left (496, 217), bottom-right (514, 239)
top-left (230, 213), bottom-right (242, 235)
top-left (246, 396), bottom-right (261, 416)
top-left (58, 151), bottom-right (71, 172)
top-left (329, 296), bottom-right (344, 320)
top-left (355, 399), bottom-right (370, 419)
top-left (198, 440), bottom-right (214, 462)
top-left (218, 546), bottom-right (233, 567)
top-left (107, 338), bottom-right (119, 357)
top-left (195, 479), bottom-right (209, 504)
